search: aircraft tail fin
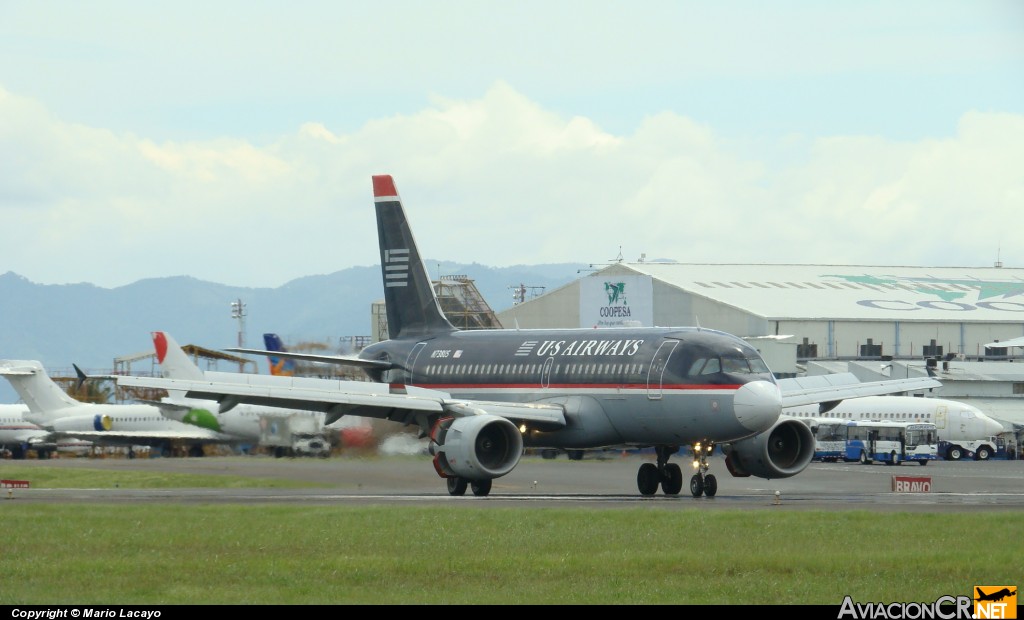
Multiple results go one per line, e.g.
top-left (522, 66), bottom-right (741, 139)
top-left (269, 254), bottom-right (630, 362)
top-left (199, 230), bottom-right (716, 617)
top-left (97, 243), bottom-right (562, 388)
top-left (151, 332), bottom-right (206, 381)
top-left (0, 360), bottom-right (81, 419)
top-left (263, 333), bottom-right (297, 376)
top-left (373, 175), bottom-right (456, 339)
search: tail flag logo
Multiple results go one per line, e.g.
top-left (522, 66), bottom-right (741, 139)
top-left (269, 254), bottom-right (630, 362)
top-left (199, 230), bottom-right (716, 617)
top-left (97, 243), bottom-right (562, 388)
top-left (384, 248), bottom-right (410, 288)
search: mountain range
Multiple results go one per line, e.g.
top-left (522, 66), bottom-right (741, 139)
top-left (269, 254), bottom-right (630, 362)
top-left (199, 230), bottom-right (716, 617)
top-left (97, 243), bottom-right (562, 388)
top-left (0, 262), bottom-right (587, 404)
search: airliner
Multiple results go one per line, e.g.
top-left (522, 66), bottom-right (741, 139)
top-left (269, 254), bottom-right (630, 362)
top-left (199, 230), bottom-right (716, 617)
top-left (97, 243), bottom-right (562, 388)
top-left (263, 333), bottom-right (298, 377)
top-left (104, 174), bottom-right (941, 497)
top-left (783, 395), bottom-right (1004, 460)
top-left (0, 403), bottom-right (57, 458)
top-left (0, 360), bottom-right (239, 457)
top-left (148, 331), bottom-right (362, 449)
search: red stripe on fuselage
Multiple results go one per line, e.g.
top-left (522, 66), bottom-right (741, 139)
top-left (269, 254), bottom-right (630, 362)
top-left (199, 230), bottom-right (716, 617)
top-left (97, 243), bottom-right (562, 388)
top-left (395, 383), bottom-right (743, 391)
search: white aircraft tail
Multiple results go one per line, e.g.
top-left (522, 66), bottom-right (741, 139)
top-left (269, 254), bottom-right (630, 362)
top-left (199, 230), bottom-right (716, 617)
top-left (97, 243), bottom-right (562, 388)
top-left (152, 331), bottom-right (205, 381)
top-left (0, 360), bottom-right (81, 420)
top-left (151, 332), bottom-right (205, 401)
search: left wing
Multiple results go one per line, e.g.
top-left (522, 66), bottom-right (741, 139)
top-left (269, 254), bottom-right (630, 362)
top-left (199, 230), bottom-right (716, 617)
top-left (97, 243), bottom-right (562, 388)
top-left (777, 374), bottom-right (941, 410)
top-left (106, 372), bottom-right (567, 431)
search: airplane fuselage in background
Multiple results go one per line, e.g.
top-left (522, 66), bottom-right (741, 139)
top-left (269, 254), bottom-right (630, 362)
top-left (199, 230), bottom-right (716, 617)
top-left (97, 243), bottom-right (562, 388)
top-left (783, 396), bottom-right (1003, 444)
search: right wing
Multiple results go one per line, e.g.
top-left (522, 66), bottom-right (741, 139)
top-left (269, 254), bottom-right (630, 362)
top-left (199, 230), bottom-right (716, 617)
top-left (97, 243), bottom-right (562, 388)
top-left (108, 372), bottom-right (567, 431)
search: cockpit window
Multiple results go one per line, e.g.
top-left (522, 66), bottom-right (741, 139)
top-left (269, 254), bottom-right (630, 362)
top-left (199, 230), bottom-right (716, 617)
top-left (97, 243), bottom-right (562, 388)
top-left (687, 358), bottom-right (722, 376)
top-left (722, 354), bottom-right (771, 375)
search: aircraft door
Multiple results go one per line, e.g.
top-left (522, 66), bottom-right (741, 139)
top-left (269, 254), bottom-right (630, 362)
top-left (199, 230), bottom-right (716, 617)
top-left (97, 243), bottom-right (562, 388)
top-left (404, 342), bottom-right (428, 385)
top-left (934, 405), bottom-right (947, 430)
top-left (541, 356), bottom-right (554, 388)
top-left (647, 340), bottom-right (679, 400)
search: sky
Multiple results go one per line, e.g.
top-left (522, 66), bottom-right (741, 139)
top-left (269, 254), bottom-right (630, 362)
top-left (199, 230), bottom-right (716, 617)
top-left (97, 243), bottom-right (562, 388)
top-left (1, 0), bottom-right (1022, 289)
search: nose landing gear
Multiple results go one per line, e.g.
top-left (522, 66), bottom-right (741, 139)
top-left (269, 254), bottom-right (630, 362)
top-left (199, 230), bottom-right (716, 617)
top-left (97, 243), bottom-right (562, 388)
top-left (688, 441), bottom-right (718, 498)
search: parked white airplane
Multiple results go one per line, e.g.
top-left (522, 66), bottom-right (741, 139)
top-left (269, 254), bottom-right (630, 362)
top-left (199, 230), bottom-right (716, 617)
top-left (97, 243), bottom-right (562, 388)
top-left (783, 395), bottom-right (1005, 460)
top-left (0, 403), bottom-right (56, 459)
top-left (0, 360), bottom-right (239, 457)
top-left (149, 331), bottom-right (328, 446)
top-left (151, 331), bottom-right (375, 451)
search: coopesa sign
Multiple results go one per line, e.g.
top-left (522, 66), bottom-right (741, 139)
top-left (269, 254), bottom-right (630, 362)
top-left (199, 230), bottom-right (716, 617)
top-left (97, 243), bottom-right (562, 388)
top-left (858, 300), bottom-right (1024, 313)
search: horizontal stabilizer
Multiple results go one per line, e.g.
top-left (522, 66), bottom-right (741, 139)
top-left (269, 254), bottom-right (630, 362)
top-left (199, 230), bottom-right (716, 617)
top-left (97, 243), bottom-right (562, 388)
top-left (224, 347), bottom-right (393, 370)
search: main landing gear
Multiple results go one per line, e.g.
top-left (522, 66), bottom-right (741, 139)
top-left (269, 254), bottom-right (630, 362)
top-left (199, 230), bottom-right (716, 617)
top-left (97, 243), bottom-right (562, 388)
top-left (446, 476), bottom-right (493, 497)
top-left (636, 443), bottom-right (718, 497)
top-left (636, 445), bottom-right (686, 496)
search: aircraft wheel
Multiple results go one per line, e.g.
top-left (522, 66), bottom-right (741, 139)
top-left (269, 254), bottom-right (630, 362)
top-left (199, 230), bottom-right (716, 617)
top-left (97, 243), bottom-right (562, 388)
top-left (567, 449), bottom-right (584, 461)
top-left (703, 474), bottom-right (718, 497)
top-left (661, 463), bottom-right (683, 495)
top-left (540, 449), bottom-right (558, 460)
top-left (470, 479), bottom-right (492, 497)
top-left (447, 476), bottom-right (468, 496)
top-left (689, 474), bottom-right (704, 498)
top-left (637, 462), bottom-right (660, 496)
top-left (974, 446), bottom-right (991, 461)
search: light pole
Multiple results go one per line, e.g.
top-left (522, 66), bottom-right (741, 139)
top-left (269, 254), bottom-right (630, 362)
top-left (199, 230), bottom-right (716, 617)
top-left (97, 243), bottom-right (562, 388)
top-left (230, 299), bottom-right (247, 372)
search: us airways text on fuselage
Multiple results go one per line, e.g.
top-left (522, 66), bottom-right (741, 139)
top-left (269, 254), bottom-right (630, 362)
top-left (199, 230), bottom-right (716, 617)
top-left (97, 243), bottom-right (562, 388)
top-left (534, 339), bottom-right (644, 357)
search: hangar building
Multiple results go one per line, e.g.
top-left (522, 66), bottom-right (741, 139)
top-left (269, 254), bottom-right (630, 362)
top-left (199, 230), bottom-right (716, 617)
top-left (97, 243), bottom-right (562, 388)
top-left (495, 262), bottom-right (1024, 434)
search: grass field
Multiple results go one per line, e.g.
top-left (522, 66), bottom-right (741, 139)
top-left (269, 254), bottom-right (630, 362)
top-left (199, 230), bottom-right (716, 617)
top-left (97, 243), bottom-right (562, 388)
top-left (0, 465), bottom-right (1020, 605)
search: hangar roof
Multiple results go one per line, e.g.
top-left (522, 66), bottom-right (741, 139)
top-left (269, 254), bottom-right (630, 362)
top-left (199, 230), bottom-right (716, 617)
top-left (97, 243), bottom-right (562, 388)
top-left (602, 262), bottom-right (1024, 323)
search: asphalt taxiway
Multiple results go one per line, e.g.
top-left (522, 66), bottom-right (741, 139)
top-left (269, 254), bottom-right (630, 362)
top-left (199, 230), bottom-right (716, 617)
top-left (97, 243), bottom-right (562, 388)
top-left (3, 452), bottom-right (1023, 511)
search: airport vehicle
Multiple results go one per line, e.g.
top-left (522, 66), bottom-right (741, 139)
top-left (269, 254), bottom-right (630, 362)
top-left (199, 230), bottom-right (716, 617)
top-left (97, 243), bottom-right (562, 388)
top-left (0, 360), bottom-right (238, 457)
top-left (782, 395), bottom-right (1002, 461)
top-left (259, 412), bottom-right (332, 458)
top-left (807, 419), bottom-right (847, 462)
top-left (105, 174), bottom-right (941, 498)
top-left (0, 403), bottom-right (56, 459)
top-left (843, 420), bottom-right (938, 465)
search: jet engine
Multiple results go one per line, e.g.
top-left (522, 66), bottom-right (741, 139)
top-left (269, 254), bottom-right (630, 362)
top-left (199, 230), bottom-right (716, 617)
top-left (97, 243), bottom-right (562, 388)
top-left (722, 418), bottom-right (814, 479)
top-left (429, 415), bottom-right (523, 480)
top-left (50, 414), bottom-right (114, 432)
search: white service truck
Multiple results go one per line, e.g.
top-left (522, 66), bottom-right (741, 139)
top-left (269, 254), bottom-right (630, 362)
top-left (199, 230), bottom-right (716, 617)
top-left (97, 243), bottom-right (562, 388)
top-left (939, 437), bottom-right (998, 461)
top-left (259, 413), bottom-right (332, 458)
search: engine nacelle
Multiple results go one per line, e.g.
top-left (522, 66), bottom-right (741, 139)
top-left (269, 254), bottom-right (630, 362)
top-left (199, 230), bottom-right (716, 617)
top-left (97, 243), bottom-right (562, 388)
top-left (723, 418), bottom-right (815, 479)
top-left (429, 414), bottom-right (523, 480)
top-left (51, 414), bottom-right (113, 432)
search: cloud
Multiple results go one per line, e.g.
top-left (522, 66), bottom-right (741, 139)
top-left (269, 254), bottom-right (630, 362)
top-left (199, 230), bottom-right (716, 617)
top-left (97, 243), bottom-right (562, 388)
top-left (0, 83), bottom-right (1021, 288)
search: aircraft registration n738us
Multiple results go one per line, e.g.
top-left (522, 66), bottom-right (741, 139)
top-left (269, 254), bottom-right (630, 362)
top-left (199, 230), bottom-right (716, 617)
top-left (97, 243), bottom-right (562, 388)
top-left (109, 175), bottom-right (941, 498)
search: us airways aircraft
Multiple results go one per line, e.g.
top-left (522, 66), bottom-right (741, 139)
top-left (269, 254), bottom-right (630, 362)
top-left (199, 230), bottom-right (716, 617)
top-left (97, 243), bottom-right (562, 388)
top-left (106, 174), bottom-right (941, 497)
top-left (0, 360), bottom-right (237, 457)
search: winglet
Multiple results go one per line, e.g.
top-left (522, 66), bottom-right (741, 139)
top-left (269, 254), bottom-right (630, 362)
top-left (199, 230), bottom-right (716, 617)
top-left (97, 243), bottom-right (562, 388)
top-left (372, 174), bottom-right (398, 198)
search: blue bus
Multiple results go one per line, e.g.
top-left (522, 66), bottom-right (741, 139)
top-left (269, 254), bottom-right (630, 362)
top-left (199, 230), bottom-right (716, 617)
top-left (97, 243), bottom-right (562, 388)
top-left (844, 420), bottom-right (938, 466)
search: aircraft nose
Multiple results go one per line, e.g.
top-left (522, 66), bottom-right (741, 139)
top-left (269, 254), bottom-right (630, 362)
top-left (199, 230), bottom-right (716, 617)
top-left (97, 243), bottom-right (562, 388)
top-left (733, 380), bottom-right (783, 434)
top-left (983, 415), bottom-right (1004, 436)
